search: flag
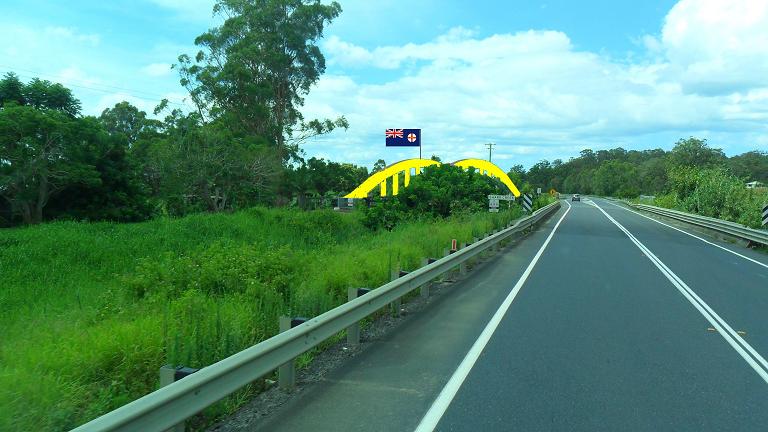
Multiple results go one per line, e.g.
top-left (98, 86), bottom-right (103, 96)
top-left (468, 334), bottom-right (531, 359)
top-left (385, 128), bottom-right (420, 147)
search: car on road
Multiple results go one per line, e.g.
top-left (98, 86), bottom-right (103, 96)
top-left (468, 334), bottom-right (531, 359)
top-left (572, 194), bottom-right (581, 201)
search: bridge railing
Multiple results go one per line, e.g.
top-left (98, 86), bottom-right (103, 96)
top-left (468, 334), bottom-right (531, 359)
top-left (71, 201), bottom-right (560, 432)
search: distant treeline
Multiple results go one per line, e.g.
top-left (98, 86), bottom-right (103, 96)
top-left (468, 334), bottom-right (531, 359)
top-left (506, 139), bottom-right (768, 198)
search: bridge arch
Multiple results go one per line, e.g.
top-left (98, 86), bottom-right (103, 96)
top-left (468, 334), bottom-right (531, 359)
top-left (344, 159), bottom-right (440, 198)
top-left (343, 158), bottom-right (521, 198)
top-left (452, 159), bottom-right (521, 197)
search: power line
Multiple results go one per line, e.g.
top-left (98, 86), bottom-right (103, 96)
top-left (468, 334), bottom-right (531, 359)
top-left (0, 65), bottom-right (191, 108)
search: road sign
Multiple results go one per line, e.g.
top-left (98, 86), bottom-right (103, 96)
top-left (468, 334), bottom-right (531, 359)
top-left (487, 194), bottom-right (515, 201)
top-left (522, 194), bottom-right (533, 212)
top-left (451, 239), bottom-right (457, 251)
top-left (488, 198), bottom-right (500, 213)
top-left (536, 188), bottom-right (542, 195)
top-left (763, 203), bottom-right (768, 227)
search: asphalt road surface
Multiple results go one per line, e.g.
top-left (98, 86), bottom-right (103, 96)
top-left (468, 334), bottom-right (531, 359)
top-left (257, 198), bottom-right (768, 432)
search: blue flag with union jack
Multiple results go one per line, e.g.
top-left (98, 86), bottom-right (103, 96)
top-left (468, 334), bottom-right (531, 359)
top-left (385, 129), bottom-right (421, 147)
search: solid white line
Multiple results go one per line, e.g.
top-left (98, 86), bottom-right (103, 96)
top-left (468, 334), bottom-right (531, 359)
top-left (603, 200), bottom-right (768, 270)
top-left (592, 201), bottom-right (768, 383)
top-left (413, 201), bottom-right (573, 432)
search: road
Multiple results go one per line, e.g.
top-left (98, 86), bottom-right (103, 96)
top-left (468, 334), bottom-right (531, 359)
top-left (252, 198), bottom-right (768, 432)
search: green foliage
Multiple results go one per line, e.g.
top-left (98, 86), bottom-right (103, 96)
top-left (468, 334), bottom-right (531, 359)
top-left (668, 137), bottom-right (726, 169)
top-left (284, 156), bottom-right (369, 197)
top-left (728, 151), bottom-right (768, 183)
top-left (663, 166), bottom-right (766, 228)
top-left (592, 160), bottom-right (640, 198)
top-left (0, 206), bottom-right (520, 431)
top-left (361, 164), bottom-right (513, 230)
top-left (0, 102), bottom-right (101, 223)
top-left (99, 101), bottom-right (161, 146)
top-left (398, 164), bottom-right (507, 217)
top-left (0, 72), bottom-right (25, 105)
top-left (177, 0), bottom-right (344, 159)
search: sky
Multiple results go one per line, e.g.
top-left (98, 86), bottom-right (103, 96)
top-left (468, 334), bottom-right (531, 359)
top-left (1, 0), bottom-right (767, 171)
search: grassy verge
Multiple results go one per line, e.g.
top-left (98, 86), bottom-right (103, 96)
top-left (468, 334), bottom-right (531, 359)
top-left (0, 206), bottom-right (522, 431)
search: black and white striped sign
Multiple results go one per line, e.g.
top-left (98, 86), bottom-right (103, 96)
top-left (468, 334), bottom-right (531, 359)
top-left (522, 194), bottom-right (533, 212)
top-left (762, 203), bottom-right (768, 227)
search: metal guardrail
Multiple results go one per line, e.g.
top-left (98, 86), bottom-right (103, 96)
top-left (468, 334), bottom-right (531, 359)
top-left (631, 203), bottom-right (768, 246)
top-left (72, 201), bottom-right (561, 432)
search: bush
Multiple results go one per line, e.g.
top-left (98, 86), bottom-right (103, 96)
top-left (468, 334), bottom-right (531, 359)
top-left (361, 164), bottom-right (510, 230)
top-left (666, 167), bottom-right (765, 228)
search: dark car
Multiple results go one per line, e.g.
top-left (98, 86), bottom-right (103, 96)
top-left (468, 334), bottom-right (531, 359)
top-left (572, 194), bottom-right (581, 201)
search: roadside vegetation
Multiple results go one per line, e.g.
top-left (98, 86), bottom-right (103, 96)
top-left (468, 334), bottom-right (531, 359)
top-left (0, 202), bottom-right (524, 431)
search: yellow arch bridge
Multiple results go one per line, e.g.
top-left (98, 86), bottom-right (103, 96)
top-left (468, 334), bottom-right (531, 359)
top-left (344, 158), bottom-right (521, 199)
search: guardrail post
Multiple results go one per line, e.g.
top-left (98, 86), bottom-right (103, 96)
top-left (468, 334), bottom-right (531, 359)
top-left (390, 268), bottom-right (402, 316)
top-left (346, 288), bottom-right (371, 346)
top-left (459, 242), bottom-right (467, 274)
top-left (159, 365), bottom-right (199, 432)
top-left (420, 258), bottom-right (430, 298)
top-left (278, 316), bottom-right (307, 389)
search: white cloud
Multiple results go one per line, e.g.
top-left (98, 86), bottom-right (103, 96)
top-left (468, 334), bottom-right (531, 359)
top-left (141, 63), bottom-right (173, 77)
top-left (660, 0), bottom-right (768, 95)
top-left (44, 26), bottom-right (100, 46)
top-left (305, 0), bottom-right (768, 169)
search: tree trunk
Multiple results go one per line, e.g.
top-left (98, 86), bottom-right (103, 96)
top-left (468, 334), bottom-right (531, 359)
top-left (20, 202), bottom-right (32, 225)
top-left (33, 176), bottom-right (49, 224)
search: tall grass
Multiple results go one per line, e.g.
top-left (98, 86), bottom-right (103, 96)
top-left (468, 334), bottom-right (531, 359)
top-left (0, 206), bottom-right (521, 431)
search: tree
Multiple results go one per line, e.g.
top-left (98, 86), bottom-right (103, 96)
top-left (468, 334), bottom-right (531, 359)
top-left (507, 164), bottom-right (526, 188)
top-left (99, 101), bottom-right (159, 146)
top-left (0, 103), bottom-right (100, 223)
top-left (668, 137), bottom-right (726, 169)
top-left (45, 117), bottom-right (151, 222)
top-left (176, 0), bottom-right (345, 161)
top-left (526, 160), bottom-right (553, 191)
top-left (142, 108), bottom-right (281, 214)
top-left (591, 160), bottom-right (640, 197)
top-left (397, 164), bottom-right (504, 218)
top-left (728, 151), bottom-right (768, 183)
top-left (0, 72), bottom-right (25, 106)
top-left (21, 78), bottom-right (81, 116)
top-left (371, 159), bottom-right (387, 173)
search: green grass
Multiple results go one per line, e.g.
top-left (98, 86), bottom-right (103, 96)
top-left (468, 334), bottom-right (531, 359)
top-left (0, 206), bottom-right (522, 431)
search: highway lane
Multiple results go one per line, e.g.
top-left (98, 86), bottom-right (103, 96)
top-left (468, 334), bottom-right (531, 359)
top-left (425, 198), bottom-right (768, 431)
top-left (595, 198), bottom-right (768, 363)
top-left (249, 204), bottom-right (571, 432)
top-left (247, 199), bottom-right (768, 431)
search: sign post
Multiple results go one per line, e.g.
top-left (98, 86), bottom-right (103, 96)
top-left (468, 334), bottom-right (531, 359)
top-left (488, 194), bottom-right (514, 213)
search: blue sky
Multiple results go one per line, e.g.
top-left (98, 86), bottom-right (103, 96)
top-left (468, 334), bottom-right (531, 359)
top-left (1, 0), bottom-right (767, 171)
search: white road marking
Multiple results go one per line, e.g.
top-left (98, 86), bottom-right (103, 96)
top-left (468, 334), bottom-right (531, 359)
top-left (414, 201), bottom-right (573, 432)
top-left (592, 201), bottom-right (768, 383)
top-left (603, 200), bottom-right (768, 270)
